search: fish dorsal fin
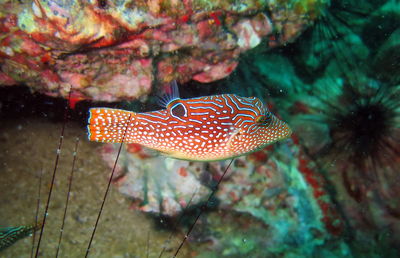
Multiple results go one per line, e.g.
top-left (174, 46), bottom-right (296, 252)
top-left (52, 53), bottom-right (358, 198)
top-left (157, 80), bottom-right (180, 108)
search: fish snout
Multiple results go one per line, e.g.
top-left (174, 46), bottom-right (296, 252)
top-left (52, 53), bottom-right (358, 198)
top-left (271, 115), bottom-right (292, 141)
top-left (281, 121), bottom-right (292, 139)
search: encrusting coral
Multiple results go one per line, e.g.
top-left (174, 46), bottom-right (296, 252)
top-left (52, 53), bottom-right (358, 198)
top-left (0, 0), bottom-right (326, 101)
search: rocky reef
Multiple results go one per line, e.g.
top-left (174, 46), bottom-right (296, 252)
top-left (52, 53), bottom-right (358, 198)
top-left (0, 0), bottom-right (326, 101)
top-left (100, 126), bottom-right (346, 255)
top-left (211, 0), bottom-right (400, 255)
top-left (2, 0), bottom-right (399, 257)
top-left (97, 0), bottom-right (400, 256)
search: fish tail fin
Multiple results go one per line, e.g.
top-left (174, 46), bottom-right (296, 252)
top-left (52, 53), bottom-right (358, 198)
top-left (87, 108), bottom-right (135, 143)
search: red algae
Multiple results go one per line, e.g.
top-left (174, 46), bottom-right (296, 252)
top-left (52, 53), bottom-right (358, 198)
top-left (0, 0), bottom-right (320, 102)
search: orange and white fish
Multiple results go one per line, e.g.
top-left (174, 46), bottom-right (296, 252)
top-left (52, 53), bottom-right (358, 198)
top-left (87, 82), bottom-right (291, 161)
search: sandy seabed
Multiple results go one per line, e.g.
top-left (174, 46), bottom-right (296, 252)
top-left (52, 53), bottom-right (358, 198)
top-left (0, 118), bottom-right (191, 258)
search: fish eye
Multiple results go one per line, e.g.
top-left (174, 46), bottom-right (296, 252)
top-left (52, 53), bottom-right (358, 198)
top-left (255, 114), bottom-right (271, 125)
top-left (170, 102), bottom-right (187, 117)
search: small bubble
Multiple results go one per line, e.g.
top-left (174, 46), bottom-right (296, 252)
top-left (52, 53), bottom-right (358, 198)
top-left (242, 238), bottom-right (247, 243)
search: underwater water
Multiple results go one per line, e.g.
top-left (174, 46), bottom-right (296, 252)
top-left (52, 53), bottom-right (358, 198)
top-left (1, 0), bottom-right (400, 257)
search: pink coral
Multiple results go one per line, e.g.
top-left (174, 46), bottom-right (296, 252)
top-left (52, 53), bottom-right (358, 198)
top-left (0, 0), bottom-right (320, 101)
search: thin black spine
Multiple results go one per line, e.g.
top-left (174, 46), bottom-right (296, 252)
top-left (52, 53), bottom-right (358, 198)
top-left (173, 158), bottom-right (235, 257)
top-left (158, 188), bottom-right (199, 258)
top-left (35, 89), bottom-right (71, 257)
top-left (55, 137), bottom-right (80, 257)
top-left (31, 168), bottom-right (43, 258)
top-left (85, 114), bottom-right (132, 257)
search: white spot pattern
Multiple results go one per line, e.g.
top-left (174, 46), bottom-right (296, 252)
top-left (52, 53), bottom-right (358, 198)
top-left (88, 94), bottom-right (291, 161)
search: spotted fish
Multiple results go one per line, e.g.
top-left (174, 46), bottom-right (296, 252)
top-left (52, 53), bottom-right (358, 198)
top-left (87, 82), bottom-right (292, 161)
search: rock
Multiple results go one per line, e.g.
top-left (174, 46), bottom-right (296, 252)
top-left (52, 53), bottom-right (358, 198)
top-left (0, 0), bottom-right (324, 101)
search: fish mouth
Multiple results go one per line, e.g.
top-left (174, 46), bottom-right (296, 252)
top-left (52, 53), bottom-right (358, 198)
top-left (280, 121), bottom-right (292, 139)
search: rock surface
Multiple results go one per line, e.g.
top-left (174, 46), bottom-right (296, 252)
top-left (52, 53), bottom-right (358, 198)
top-left (0, 0), bottom-right (324, 101)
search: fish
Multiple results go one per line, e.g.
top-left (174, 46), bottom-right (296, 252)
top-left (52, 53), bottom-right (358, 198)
top-left (87, 81), bottom-right (292, 161)
top-left (0, 223), bottom-right (41, 251)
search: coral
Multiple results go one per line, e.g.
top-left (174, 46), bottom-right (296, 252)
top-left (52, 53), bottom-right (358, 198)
top-left (207, 0), bottom-right (400, 253)
top-left (100, 143), bottom-right (211, 216)
top-left (267, 0), bottom-right (329, 47)
top-left (2, 0), bottom-right (400, 256)
top-left (267, 0), bottom-right (400, 249)
top-left (0, 0), bottom-right (325, 101)
top-left (282, 0), bottom-right (400, 217)
top-left (190, 213), bottom-right (350, 257)
top-left (99, 125), bottom-right (345, 255)
top-left (214, 135), bottom-right (344, 240)
top-left (164, 136), bottom-right (345, 256)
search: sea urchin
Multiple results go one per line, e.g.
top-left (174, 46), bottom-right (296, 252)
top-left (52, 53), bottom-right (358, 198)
top-left (318, 81), bottom-right (400, 203)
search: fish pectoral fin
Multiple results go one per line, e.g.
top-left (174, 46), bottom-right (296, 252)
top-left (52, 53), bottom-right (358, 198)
top-left (226, 127), bottom-right (242, 150)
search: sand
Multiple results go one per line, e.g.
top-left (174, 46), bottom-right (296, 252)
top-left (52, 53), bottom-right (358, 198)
top-left (0, 118), bottom-right (191, 257)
